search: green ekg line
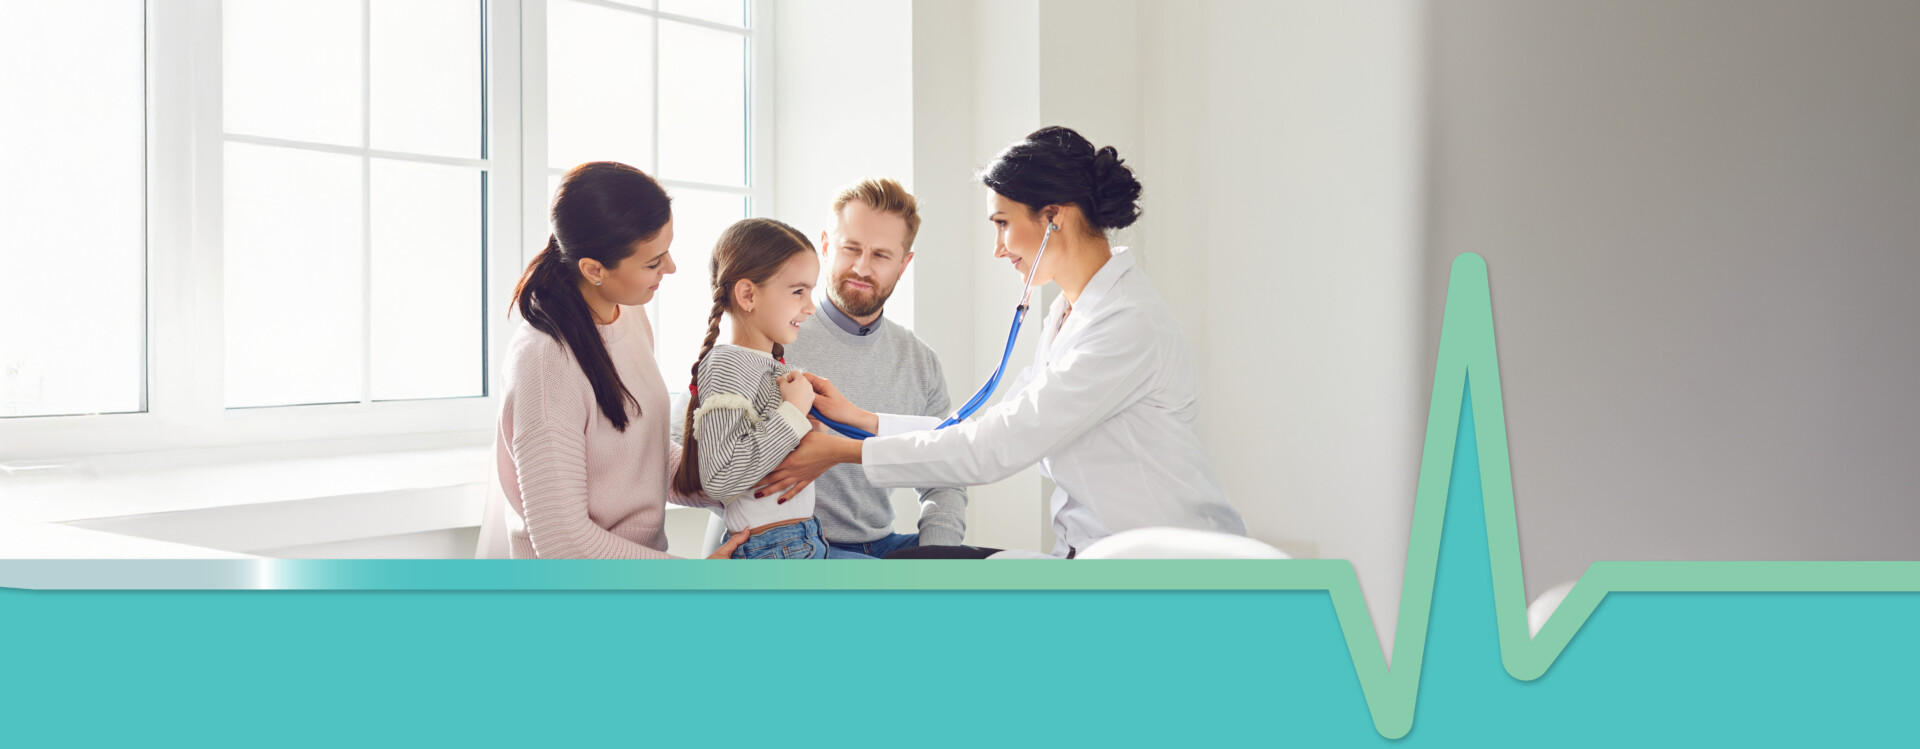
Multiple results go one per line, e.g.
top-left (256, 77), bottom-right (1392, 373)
top-left (1352, 253), bottom-right (1920, 738)
top-left (5, 253), bottom-right (1918, 739)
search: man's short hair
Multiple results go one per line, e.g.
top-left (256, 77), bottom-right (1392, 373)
top-left (830, 177), bottom-right (921, 252)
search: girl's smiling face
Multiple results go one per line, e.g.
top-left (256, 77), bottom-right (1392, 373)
top-left (743, 250), bottom-right (819, 346)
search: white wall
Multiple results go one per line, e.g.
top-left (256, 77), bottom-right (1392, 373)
top-left (1426, 0), bottom-right (1920, 599)
top-left (1143, 0), bottom-right (1428, 655)
top-left (771, 0), bottom-right (917, 327)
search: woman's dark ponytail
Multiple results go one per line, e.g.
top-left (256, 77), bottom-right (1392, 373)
top-left (509, 162), bottom-right (673, 431)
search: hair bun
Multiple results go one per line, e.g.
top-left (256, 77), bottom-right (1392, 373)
top-left (981, 126), bottom-right (1143, 232)
top-left (1086, 146), bottom-right (1142, 230)
top-left (1028, 126), bottom-right (1096, 159)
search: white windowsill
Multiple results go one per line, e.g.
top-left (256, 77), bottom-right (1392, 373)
top-left (0, 438), bottom-right (499, 559)
top-left (0, 517), bottom-right (258, 560)
top-left (0, 437), bottom-right (494, 524)
top-left (0, 436), bottom-right (726, 558)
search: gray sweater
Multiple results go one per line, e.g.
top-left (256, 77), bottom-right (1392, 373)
top-left (784, 300), bottom-right (967, 545)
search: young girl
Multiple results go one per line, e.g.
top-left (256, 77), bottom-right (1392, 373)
top-left (670, 218), bottom-right (872, 559)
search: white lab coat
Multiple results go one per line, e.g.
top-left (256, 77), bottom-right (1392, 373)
top-left (861, 248), bottom-right (1246, 556)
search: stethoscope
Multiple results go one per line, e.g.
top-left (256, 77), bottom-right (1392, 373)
top-left (811, 219), bottom-right (1059, 440)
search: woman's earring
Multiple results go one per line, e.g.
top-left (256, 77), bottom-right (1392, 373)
top-left (594, 279), bottom-right (603, 286)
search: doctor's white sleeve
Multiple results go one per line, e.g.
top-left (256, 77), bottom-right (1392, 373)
top-left (873, 357), bottom-right (1046, 437)
top-left (860, 307), bottom-right (1158, 489)
top-left (910, 355), bottom-right (969, 546)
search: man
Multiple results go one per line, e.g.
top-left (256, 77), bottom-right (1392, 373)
top-left (784, 178), bottom-right (966, 557)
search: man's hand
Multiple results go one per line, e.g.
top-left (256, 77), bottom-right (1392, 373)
top-left (755, 431), bottom-right (860, 503)
top-left (803, 372), bottom-right (877, 434)
top-left (706, 529), bottom-right (753, 559)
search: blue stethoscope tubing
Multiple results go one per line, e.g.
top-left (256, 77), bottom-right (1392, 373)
top-left (810, 222), bottom-right (1059, 441)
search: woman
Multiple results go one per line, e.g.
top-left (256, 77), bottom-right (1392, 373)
top-left (756, 127), bottom-right (1246, 558)
top-left (484, 161), bottom-right (745, 559)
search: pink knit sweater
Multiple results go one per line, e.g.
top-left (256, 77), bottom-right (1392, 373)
top-left (494, 305), bottom-right (717, 558)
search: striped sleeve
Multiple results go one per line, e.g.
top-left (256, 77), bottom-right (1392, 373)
top-left (691, 349), bottom-right (810, 502)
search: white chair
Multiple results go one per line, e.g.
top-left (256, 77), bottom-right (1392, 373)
top-left (1526, 580), bottom-right (1580, 636)
top-left (699, 513), bottom-right (728, 558)
top-left (474, 458), bottom-right (510, 559)
top-left (1075, 527), bottom-right (1293, 559)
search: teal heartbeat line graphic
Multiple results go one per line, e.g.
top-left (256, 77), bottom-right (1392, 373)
top-left (3, 253), bottom-right (1917, 741)
top-left (1343, 253), bottom-right (1920, 737)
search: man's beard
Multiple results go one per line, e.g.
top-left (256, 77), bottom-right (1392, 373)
top-left (828, 272), bottom-right (894, 319)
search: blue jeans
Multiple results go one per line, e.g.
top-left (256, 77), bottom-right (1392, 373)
top-left (828, 532), bottom-right (920, 559)
top-left (733, 518), bottom-right (875, 559)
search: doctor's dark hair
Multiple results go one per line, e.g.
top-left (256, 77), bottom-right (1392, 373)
top-left (978, 126), bottom-right (1142, 232)
top-left (671, 217), bottom-right (817, 499)
top-left (511, 161), bottom-right (673, 432)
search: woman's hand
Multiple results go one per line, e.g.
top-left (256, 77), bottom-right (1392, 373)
top-left (802, 373), bottom-right (877, 434)
top-left (706, 529), bottom-right (752, 559)
top-left (754, 431), bottom-right (862, 503)
top-left (777, 370), bottom-right (816, 414)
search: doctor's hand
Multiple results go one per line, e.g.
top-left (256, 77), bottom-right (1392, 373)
top-left (801, 373), bottom-right (878, 435)
top-left (755, 431), bottom-right (863, 503)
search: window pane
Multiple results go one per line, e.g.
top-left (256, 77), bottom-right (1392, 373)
top-left (547, 0), bottom-right (653, 172)
top-left (224, 143), bottom-right (364, 408)
top-left (658, 20), bottom-right (745, 186)
top-left (659, 0), bottom-right (745, 27)
top-left (652, 189), bottom-right (745, 390)
top-left (370, 160), bottom-right (484, 401)
top-left (371, 0), bottom-right (483, 159)
top-left (0, 2), bottom-right (145, 417)
top-left (225, 0), bottom-right (363, 147)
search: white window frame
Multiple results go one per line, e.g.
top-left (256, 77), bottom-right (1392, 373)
top-left (522, 0), bottom-right (776, 393)
top-left (0, 0), bottom-right (772, 462)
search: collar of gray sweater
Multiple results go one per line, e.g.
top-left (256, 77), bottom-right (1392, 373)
top-left (815, 294), bottom-right (889, 344)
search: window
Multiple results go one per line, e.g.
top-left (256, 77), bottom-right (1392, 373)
top-left (223, 0), bottom-right (486, 408)
top-left (0, 1), bottom-right (770, 460)
top-left (0, 2), bottom-right (146, 419)
top-left (539, 0), bottom-right (755, 391)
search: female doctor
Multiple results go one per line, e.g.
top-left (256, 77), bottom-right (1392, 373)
top-left (754, 126), bottom-right (1246, 558)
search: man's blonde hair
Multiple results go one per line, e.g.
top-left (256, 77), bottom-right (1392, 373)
top-left (830, 177), bottom-right (921, 252)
